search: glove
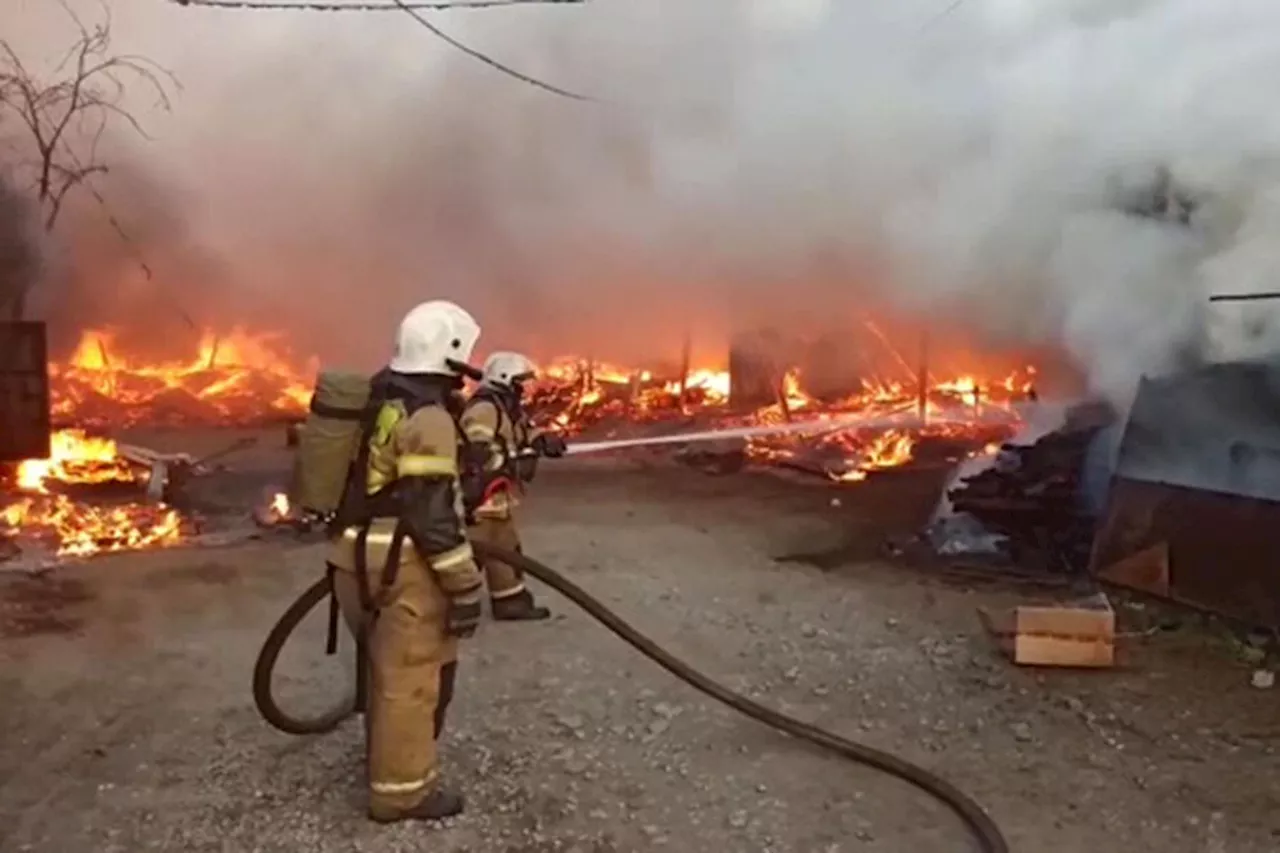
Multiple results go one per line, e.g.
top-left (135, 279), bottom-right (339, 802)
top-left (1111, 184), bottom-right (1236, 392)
top-left (459, 443), bottom-right (490, 513)
top-left (446, 590), bottom-right (483, 638)
top-left (535, 432), bottom-right (568, 458)
top-left (460, 473), bottom-right (484, 522)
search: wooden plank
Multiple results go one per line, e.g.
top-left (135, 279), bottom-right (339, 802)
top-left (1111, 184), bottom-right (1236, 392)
top-left (979, 592), bottom-right (1115, 669)
top-left (1015, 597), bottom-right (1115, 668)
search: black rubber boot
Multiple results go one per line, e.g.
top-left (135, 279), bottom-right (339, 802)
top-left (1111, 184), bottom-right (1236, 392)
top-left (369, 787), bottom-right (465, 824)
top-left (491, 589), bottom-right (551, 621)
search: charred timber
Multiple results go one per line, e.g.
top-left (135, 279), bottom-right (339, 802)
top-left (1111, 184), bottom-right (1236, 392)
top-left (944, 406), bottom-right (1115, 574)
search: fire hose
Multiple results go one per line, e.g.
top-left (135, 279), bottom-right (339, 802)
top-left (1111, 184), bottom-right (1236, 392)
top-left (252, 541), bottom-right (1009, 853)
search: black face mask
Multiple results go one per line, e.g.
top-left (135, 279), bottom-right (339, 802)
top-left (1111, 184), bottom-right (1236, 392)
top-left (383, 370), bottom-right (467, 412)
top-left (509, 372), bottom-right (536, 403)
top-left (445, 358), bottom-right (484, 382)
top-left (448, 374), bottom-right (474, 415)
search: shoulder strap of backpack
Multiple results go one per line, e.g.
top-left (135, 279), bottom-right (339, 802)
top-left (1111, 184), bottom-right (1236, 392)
top-left (466, 388), bottom-right (510, 440)
top-left (327, 391), bottom-right (389, 536)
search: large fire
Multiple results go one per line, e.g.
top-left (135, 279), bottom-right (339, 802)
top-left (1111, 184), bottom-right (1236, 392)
top-left (531, 357), bottom-right (1033, 480)
top-left (52, 327), bottom-right (315, 428)
top-left (2, 326), bottom-right (1036, 559)
top-left (2, 429), bottom-right (185, 558)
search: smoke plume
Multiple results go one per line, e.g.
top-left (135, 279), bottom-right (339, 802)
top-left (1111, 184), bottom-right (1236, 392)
top-left (3, 0), bottom-right (1280, 400)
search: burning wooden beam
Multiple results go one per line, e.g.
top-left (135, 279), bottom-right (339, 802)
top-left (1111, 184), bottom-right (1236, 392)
top-left (627, 371), bottom-right (643, 414)
top-left (916, 331), bottom-right (929, 424)
top-left (774, 368), bottom-right (793, 423)
top-left (677, 329), bottom-right (692, 412)
top-left (206, 335), bottom-right (220, 370)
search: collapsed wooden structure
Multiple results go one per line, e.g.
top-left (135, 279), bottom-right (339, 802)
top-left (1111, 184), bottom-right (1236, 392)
top-left (937, 363), bottom-right (1280, 630)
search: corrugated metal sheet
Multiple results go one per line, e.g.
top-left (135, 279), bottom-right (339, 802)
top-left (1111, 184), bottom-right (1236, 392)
top-left (1112, 362), bottom-right (1280, 502)
top-left (1093, 361), bottom-right (1280, 627)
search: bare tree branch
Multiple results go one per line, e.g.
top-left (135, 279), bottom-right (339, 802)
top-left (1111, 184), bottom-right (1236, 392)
top-left (44, 161), bottom-right (109, 231)
top-left (0, 3), bottom-right (178, 319)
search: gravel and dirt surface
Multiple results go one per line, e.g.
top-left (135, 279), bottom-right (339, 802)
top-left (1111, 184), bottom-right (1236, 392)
top-left (0, 428), bottom-right (1277, 852)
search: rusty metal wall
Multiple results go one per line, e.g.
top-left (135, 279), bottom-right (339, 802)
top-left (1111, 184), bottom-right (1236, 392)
top-left (1090, 477), bottom-right (1280, 629)
top-left (0, 321), bottom-right (49, 462)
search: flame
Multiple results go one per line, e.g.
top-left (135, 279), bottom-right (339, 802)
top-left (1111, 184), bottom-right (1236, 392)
top-left (16, 429), bottom-right (137, 492)
top-left (934, 375), bottom-right (980, 406)
top-left (51, 327), bottom-right (315, 428)
top-left (661, 368), bottom-right (731, 401)
top-left (781, 369), bottom-right (810, 410)
top-left (2, 429), bottom-right (187, 556)
top-left (862, 430), bottom-right (915, 469)
top-left (1, 495), bottom-right (183, 557)
top-left (532, 356), bottom-right (1036, 482)
top-left (19, 327), bottom-right (1039, 561)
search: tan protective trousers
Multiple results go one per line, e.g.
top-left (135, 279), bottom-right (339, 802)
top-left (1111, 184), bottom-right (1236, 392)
top-left (331, 556), bottom-right (459, 814)
top-left (468, 515), bottom-right (524, 601)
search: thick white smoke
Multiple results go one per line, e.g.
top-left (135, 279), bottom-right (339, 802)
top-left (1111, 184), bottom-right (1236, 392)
top-left (3, 0), bottom-right (1279, 400)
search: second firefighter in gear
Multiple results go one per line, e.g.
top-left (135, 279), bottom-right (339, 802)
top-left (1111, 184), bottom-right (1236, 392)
top-left (327, 299), bottom-right (485, 824)
top-left (461, 351), bottom-right (567, 621)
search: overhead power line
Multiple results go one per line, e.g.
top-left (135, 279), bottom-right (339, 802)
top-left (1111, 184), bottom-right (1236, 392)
top-left (171, 0), bottom-right (596, 102)
top-left (171, 0), bottom-right (582, 10)
top-left (387, 0), bottom-right (593, 100)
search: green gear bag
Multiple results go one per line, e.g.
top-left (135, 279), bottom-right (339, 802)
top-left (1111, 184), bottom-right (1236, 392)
top-left (288, 371), bottom-right (374, 515)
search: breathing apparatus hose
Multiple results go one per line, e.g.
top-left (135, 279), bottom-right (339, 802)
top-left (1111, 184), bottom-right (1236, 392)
top-left (252, 541), bottom-right (1009, 853)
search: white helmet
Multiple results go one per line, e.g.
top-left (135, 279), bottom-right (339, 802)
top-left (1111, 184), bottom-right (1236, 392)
top-left (388, 300), bottom-right (481, 376)
top-left (481, 351), bottom-right (537, 388)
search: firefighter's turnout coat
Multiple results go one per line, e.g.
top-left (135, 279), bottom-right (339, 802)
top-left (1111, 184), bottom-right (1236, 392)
top-left (460, 387), bottom-right (542, 600)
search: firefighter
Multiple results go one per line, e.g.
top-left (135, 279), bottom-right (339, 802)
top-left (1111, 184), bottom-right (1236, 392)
top-left (461, 351), bottom-right (566, 620)
top-left (326, 299), bottom-right (485, 824)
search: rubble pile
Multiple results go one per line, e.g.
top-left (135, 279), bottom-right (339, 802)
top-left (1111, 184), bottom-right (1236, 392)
top-left (930, 403), bottom-right (1115, 574)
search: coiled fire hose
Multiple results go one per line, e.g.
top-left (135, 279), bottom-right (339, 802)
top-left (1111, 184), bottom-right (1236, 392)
top-left (253, 541), bottom-right (1010, 853)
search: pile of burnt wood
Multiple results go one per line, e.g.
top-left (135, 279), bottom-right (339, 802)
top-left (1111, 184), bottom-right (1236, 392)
top-left (938, 402), bottom-right (1116, 575)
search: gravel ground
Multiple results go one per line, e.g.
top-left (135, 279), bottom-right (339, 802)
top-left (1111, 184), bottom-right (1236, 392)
top-left (0, 436), bottom-right (1277, 853)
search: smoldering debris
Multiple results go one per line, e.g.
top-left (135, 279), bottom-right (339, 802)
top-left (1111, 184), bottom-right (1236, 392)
top-left (941, 409), bottom-right (1113, 574)
top-left (893, 401), bottom-right (1116, 575)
